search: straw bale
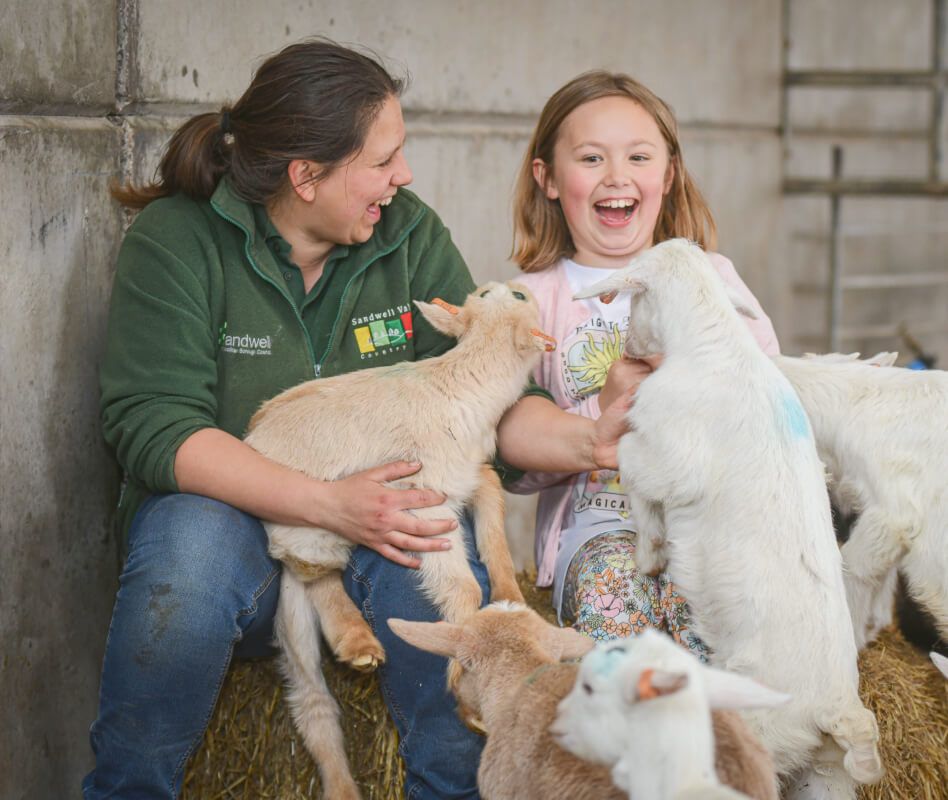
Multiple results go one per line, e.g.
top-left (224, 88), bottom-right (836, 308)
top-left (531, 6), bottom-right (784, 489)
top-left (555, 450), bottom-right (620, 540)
top-left (180, 572), bottom-right (948, 800)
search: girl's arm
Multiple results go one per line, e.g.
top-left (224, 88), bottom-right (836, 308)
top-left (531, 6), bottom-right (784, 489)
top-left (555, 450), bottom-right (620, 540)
top-left (496, 391), bottom-right (634, 475)
top-left (174, 428), bottom-right (456, 568)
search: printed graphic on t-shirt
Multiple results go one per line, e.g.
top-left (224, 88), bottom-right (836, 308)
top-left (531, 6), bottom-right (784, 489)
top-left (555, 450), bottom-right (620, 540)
top-left (351, 305), bottom-right (413, 360)
top-left (574, 469), bottom-right (631, 518)
top-left (561, 318), bottom-right (625, 401)
top-left (561, 317), bottom-right (631, 521)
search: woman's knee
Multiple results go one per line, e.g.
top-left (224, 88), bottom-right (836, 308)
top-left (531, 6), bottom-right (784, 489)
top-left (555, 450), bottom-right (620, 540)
top-left (123, 494), bottom-right (278, 636)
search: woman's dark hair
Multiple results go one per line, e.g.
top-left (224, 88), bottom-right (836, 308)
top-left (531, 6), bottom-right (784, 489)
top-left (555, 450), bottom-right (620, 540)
top-left (112, 38), bottom-right (405, 209)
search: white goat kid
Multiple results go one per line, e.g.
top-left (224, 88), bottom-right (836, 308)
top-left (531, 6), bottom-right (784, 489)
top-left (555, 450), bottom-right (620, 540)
top-left (573, 239), bottom-right (883, 799)
top-left (244, 281), bottom-right (554, 799)
top-left (552, 629), bottom-right (790, 800)
top-left (775, 351), bottom-right (948, 651)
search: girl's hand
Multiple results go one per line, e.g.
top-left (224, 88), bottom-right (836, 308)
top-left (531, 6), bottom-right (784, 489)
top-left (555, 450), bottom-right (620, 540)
top-left (315, 460), bottom-right (457, 568)
top-left (598, 355), bottom-right (662, 411)
top-left (590, 388), bottom-right (635, 471)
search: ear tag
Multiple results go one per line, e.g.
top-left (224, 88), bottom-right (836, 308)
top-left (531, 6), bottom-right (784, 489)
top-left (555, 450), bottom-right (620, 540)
top-left (637, 668), bottom-right (660, 700)
top-left (531, 328), bottom-right (557, 352)
top-left (599, 291), bottom-right (618, 304)
top-left (432, 298), bottom-right (459, 315)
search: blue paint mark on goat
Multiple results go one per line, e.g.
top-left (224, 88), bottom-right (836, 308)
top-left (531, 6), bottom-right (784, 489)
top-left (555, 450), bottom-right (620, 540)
top-left (776, 386), bottom-right (811, 440)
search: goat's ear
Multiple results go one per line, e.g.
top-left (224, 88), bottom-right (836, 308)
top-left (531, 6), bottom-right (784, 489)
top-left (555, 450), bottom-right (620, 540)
top-left (388, 618), bottom-right (464, 660)
top-left (865, 350), bottom-right (898, 367)
top-left (413, 298), bottom-right (468, 339)
top-left (623, 667), bottom-right (689, 704)
top-left (725, 287), bottom-right (759, 320)
top-left (572, 273), bottom-right (646, 303)
top-left (931, 651), bottom-right (948, 680)
top-left (542, 624), bottom-right (595, 661)
top-left (701, 667), bottom-right (791, 711)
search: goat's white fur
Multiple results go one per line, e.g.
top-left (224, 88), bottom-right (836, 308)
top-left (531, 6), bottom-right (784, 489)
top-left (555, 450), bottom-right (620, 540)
top-left (552, 629), bottom-right (788, 800)
top-left (775, 351), bottom-right (948, 653)
top-left (573, 239), bottom-right (883, 798)
top-left (244, 281), bottom-right (551, 799)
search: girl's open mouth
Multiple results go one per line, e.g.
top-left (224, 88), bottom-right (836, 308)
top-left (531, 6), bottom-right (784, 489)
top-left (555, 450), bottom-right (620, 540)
top-left (594, 199), bottom-right (637, 223)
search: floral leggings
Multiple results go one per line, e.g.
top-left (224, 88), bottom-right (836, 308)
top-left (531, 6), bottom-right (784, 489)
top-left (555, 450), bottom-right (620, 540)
top-left (562, 530), bottom-right (709, 661)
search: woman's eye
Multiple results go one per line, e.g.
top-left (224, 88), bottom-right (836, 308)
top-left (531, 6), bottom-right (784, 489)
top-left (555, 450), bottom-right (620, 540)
top-left (512, 291), bottom-right (526, 301)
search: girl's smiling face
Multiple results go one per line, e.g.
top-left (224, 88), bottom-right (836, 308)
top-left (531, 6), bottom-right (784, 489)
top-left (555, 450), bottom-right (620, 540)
top-left (534, 95), bottom-right (674, 269)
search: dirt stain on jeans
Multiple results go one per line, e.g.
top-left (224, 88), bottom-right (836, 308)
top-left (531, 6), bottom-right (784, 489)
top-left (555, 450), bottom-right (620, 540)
top-left (133, 583), bottom-right (181, 667)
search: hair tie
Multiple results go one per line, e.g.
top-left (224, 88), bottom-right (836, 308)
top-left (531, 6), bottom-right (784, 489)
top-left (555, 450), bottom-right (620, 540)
top-left (220, 110), bottom-right (231, 135)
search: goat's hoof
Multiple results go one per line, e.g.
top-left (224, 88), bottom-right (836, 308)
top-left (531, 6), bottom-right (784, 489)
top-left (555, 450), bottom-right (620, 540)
top-left (464, 714), bottom-right (488, 735)
top-left (349, 655), bottom-right (379, 673)
top-left (334, 628), bottom-right (386, 672)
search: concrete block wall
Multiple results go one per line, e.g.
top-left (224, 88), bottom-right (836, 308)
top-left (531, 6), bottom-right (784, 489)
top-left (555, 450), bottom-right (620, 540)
top-left (1, 0), bottom-right (941, 796)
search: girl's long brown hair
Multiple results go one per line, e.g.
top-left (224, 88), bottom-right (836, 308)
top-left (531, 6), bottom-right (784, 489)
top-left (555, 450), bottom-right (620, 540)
top-left (511, 70), bottom-right (716, 273)
top-left (112, 38), bottom-right (405, 209)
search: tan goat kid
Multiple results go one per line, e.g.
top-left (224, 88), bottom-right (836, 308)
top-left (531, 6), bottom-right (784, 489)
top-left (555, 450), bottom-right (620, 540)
top-left (244, 281), bottom-right (555, 799)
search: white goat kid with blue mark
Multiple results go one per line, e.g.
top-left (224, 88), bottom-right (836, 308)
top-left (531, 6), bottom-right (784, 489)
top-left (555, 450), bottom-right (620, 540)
top-left (572, 239), bottom-right (883, 799)
top-left (553, 629), bottom-right (790, 800)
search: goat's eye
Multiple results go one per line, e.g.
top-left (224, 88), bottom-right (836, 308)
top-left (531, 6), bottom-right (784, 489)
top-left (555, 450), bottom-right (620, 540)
top-left (479, 289), bottom-right (490, 297)
top-left (582, 681), bottom-right (593, 695)
top-left (512, 291), bottom-right (526, 301)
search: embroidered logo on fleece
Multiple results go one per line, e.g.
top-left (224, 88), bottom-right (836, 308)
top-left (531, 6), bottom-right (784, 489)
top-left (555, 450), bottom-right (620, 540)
top-left (351, 305), bottom-right (413, 360)
top-left (218, 321), bottom-right (274, 357)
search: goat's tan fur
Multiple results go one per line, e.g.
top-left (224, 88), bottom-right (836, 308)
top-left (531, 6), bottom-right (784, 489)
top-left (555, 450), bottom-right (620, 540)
top-left (244, 281), bottom-right (551, 798)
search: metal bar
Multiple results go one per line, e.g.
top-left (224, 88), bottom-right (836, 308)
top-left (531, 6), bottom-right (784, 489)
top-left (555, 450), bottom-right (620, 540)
top-left (784, 178), bottom-right (948, 195)
top-left (784, 70), bottom-right (943, 88)
top-left (933, 0), bottom-right (947, 182)
top-left (841, 272), bottom-right (948, 289)
top-left (828, 146), bottom-right (844, 352)
top-left (836, 319), bottom-right (948, 340)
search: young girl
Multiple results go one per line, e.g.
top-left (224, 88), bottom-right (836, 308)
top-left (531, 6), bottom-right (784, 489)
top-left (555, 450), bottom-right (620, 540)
top-left (506, 71), bottom-right (781, 656)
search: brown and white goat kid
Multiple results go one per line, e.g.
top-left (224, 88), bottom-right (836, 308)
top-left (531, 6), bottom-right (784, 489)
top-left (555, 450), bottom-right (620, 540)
top-left (573, 240), bottom-right (883, 800)
top-left (391, 603), bottom-right (781, 800)
top-left (775, 351), bottom-right (948, 651)
top-left (244, 281), bottom-right (555, 799)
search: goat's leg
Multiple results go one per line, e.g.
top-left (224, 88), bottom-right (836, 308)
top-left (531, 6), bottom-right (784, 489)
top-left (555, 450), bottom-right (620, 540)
top-left (306, 571), bottom-right (386, 672)
top-left (625, 490), bottom-right (667, 576)
top-left (471, 464), bottom-right (524, 605)
top-left (839, 506), bottom-right (906, 649)
top-left (276, 572), bottom-right (361, 800)
top-left (900, 528), bottom-right (948, 643)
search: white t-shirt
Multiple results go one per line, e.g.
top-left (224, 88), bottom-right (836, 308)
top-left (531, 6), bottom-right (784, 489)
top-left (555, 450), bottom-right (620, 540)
top-left (553, 260), bottom-right (637, 616)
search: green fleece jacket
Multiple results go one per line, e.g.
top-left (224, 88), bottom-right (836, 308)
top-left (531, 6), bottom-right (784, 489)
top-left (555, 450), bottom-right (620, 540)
top-left (100, 177), bottom-right (490, 540)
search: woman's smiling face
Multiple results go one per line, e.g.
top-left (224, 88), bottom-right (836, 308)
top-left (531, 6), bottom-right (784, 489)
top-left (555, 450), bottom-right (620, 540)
top-left (534, 95), bottom-right (674, 269)
top-left (307, 94), bottom-right (413, 246)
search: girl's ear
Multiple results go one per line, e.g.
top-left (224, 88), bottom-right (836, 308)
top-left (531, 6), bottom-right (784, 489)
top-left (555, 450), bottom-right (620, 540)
top-left (532, 158), bottom-right (559, 200)
top-left (663, 156), bottom-right (676, 196)
top-left (288, 159), bottom-right (318, 202)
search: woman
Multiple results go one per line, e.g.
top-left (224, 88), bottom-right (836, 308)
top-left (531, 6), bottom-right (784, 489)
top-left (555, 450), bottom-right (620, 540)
top-left (86, 38), bottom-right (627, 800)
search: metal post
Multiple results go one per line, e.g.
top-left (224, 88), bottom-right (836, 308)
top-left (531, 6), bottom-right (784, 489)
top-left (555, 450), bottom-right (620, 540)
top-left (828, 146), bottom-right (844, 352)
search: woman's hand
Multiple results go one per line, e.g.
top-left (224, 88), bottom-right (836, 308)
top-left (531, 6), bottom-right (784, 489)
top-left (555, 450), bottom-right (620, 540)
top-left (313, 460), bottom-right (457, 568)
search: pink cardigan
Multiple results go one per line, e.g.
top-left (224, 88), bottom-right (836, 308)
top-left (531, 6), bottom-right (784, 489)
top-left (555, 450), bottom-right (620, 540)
top-left (509, 253), bottom-right (781, 587)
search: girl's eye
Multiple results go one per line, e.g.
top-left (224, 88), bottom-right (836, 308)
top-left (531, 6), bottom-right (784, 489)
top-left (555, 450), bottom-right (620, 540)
top-left (512, 291), bottom-right (526, 301)
top-left (582, 154), bottom-right (602, 164)
top-left (631, 154), bottom-right (648, 162)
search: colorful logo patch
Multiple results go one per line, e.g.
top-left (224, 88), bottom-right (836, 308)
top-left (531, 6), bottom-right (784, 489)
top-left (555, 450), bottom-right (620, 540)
top-left (354, 310), bottom-right (413, 354)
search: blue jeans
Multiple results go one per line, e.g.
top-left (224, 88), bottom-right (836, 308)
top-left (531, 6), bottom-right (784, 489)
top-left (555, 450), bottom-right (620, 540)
top-left (82, 493), bottom-right (485, 799)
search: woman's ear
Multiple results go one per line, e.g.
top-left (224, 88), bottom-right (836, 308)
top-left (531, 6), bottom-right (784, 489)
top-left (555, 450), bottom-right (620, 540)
top-left (288, 159), bottom-right (318, 202)
top-left (532, 158), bottom-right (559, 200)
